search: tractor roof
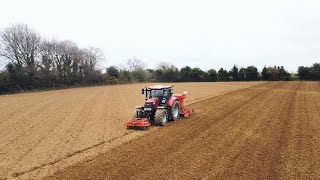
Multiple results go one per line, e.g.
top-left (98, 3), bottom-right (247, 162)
top-left (148, 85), bottom-right (173, 90)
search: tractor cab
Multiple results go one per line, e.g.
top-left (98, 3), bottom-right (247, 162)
top-left (142, 85), bottom-right (173, 105)
top-left (148, 86), bottom-right (172, 105)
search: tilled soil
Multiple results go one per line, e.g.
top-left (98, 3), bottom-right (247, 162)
top-left (49, 81), bottom-right (320, 179)
top-left (0, 82), bottom-right (262, 179)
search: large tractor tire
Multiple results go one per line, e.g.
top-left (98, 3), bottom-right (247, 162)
top-left (154, 109), bottom-right (168, 126)
top-left (133, 107), bottom-right (143, 118)
top-left (168, 100), bottom-right (180, 121)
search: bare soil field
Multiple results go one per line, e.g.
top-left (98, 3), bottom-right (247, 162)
top-left (49, 81), bottom-right (320, 180)
top-left (0, 82), bottom-right (262, 180)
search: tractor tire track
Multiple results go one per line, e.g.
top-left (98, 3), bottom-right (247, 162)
top-left (11, 131), bottom-right (136, 178)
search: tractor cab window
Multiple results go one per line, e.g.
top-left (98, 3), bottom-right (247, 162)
top-left (150, 88), bottom-right (172, 99)
top-left (150, 90), bottom-right (163, 98)
top-left (163, 89), bottom-right (171, 98)
top-left (163, 90), bottom-right (168, 97)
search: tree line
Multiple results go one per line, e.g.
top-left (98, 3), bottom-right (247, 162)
top-left (0, 24), bottom-right (104, 93)
top-left (1, 24), bottom-right (319, 94)
top-left (105, 62), bottom-right (319, 84)
top-left (105, 63), bottom-right (294, 83)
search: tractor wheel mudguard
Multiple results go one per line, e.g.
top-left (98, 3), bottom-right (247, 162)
top-left (167, 96), bottom-right (178, 107)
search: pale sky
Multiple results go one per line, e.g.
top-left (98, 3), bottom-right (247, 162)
top-left (1, 0), bottom-right (320, 72)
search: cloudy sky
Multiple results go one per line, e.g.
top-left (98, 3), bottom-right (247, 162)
top-left (0, 0), bottom-right (319, 72)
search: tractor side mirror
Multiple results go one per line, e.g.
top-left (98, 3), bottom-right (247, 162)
top-left (141, 88), bottom-right (145, 94)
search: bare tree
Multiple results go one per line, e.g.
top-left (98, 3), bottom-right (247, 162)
top-left (0, 24), bottom-right (41, 73)
top-left (125, 58), bottom-right (147, 82)
top-left (156, 62), bottom-right (177, 71)
top-left (0, 44), bottom-right (8, 70)
top-left (39, 39), bottom-right (105, 84)
top-left (126, 58), bottom-right (146, 72)
top-left (40, 39), bottom-right (56, 73)
top-left (82, 47), bottom-right (104, 70)
top-left (40, 40), bottom-right (72, 78)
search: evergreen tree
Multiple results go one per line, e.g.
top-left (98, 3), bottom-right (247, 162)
top-left (218, 68), bottom-right (229, 81)
top-left (207, 69), bottom-right (218, 82)
top-left (229, 65), bottom-right (239, 81)
top-left (261, 66), bottom-right (268, 80)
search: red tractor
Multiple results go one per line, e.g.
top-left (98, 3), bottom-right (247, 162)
top-left (125, 85), bottom-right (194, 130)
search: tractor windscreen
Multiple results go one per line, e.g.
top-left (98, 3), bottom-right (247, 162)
top-left (149, 89), bottom-right (170, 99)
top-left (150, 90), bottom-right (164, 98)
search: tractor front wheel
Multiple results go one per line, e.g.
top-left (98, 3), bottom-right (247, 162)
top-left (154, 109), bottom-right (168, 126)
top-left (132, 109), bottom-right (140, 118)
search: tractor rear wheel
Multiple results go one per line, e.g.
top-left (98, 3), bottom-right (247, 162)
top-left (154, 109), bottom-right (168, 126)
top-left (169, 100), bottom-right (180, 121)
